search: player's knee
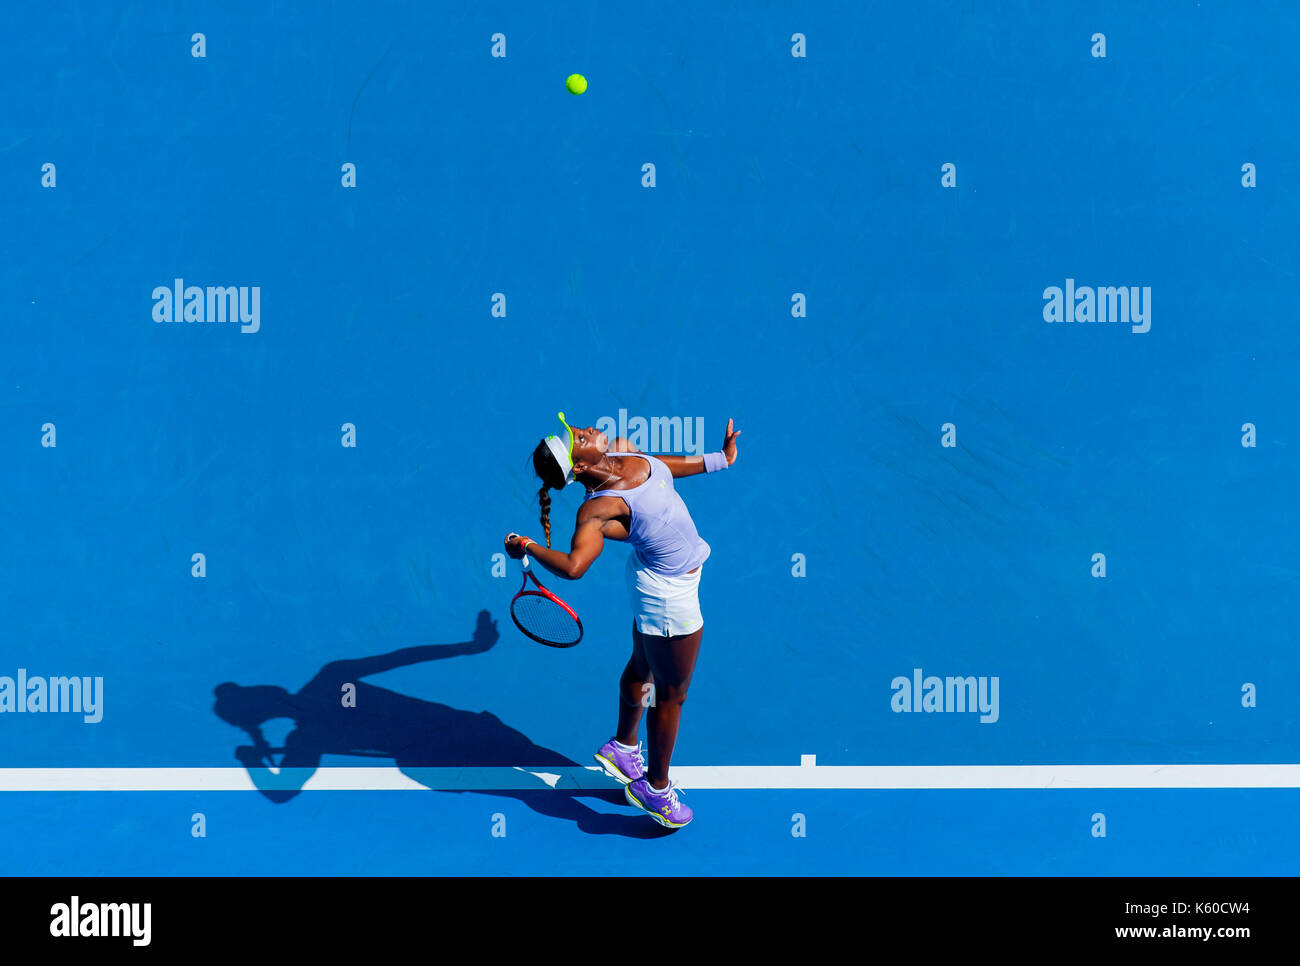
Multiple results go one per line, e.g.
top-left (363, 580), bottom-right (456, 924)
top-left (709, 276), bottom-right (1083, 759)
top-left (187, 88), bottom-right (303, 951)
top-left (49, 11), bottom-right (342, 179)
top-left (656, 683), bottom-right (690, 706)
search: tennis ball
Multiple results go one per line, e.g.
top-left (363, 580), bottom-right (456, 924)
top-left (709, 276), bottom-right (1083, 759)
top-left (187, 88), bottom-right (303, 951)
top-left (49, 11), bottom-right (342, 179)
top-left (566, 73), bottom-right (587, 95)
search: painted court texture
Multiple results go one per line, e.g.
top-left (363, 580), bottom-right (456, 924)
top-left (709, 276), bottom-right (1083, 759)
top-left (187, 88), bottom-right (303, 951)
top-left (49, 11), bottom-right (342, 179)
top-left (2, 2), bottom-right (1297, 875)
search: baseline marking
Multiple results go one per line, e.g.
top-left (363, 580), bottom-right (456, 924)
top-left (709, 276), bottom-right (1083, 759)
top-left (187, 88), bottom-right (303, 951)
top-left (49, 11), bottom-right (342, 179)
top-left (1, 764), bottom-right (1298, 792)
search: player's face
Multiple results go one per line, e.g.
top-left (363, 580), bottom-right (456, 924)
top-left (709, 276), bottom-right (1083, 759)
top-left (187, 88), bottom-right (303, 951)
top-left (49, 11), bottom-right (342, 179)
top-left (570, 424), bottom-right (608, 464)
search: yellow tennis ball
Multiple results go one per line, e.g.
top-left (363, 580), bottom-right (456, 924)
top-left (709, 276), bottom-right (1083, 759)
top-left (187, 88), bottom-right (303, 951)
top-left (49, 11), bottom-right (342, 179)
top-left (566, 73), bottom-right (587, 95)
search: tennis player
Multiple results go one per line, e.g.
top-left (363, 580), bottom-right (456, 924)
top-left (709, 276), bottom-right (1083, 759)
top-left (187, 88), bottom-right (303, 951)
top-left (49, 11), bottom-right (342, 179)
top-left (504, 412), bottom-right (739, 828)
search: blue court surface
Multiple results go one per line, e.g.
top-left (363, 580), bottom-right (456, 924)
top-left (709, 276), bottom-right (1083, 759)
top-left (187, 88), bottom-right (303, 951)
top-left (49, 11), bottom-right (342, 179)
top-left (2, 1), bottom-right (1298, 876)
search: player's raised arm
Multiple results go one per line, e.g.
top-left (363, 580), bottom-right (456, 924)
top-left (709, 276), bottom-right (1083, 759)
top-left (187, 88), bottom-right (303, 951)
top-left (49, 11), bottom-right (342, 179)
top-left (655, 417), bottom-right (741, 478)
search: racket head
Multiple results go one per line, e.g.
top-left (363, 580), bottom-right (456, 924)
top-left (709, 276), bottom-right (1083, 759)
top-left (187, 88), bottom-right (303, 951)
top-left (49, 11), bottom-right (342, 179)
top-left (511, 590), bottom-right (583, 647)
top-left (511, 557), bottom-right (583, 647)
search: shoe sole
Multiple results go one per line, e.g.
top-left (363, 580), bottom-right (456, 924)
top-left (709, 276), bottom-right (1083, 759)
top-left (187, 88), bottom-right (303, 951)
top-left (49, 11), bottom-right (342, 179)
top-left (593, 752), bottom-right (642, 785)
top-left (624, 784), bottom-right (692, 828)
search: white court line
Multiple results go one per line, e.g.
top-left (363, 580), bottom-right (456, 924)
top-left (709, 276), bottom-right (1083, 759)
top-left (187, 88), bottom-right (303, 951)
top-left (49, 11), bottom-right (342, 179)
top-left (0, 764), bottom-right (1298, 792)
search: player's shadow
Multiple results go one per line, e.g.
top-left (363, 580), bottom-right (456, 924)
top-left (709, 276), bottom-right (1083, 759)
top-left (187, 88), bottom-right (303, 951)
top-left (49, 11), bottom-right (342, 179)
top-left (211, 609), bottom-right (670, 838)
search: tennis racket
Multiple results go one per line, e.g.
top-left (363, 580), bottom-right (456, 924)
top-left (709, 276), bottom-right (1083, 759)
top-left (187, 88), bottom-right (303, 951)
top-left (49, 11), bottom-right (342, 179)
top-left (510, 553), bottom-right (583, 647)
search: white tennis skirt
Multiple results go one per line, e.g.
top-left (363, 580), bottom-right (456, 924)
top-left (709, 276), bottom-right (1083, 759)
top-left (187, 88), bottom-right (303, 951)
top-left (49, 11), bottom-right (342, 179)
top-left (625, 551), bottom-right (704, 637)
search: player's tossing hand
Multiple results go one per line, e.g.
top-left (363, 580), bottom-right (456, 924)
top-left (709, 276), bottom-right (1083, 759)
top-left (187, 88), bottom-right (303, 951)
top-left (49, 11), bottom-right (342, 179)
top-left (722, 418), bottom-right (741, 466)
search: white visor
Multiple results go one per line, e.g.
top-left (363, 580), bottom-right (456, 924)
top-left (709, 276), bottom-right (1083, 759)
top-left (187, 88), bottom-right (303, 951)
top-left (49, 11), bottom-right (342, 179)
top-left (544, 434), bottom-right (575, 486)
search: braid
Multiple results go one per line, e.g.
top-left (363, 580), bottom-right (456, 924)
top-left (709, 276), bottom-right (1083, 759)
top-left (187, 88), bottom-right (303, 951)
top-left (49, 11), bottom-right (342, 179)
top-left (531, 437), bottom-right (567, 549)
top-left (538, 484), bottom-right (552, 548)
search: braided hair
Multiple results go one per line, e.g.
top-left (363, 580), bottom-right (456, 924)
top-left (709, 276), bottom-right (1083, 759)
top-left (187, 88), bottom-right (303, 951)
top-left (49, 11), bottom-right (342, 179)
top-left (531, 440), bottom-right (568, 548)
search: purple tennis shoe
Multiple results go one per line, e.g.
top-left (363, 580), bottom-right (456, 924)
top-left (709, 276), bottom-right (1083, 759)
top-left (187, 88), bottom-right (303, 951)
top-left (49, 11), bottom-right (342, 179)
top-left (594, 738), bottom-right (645, 784)
top-left (625, 778), bottom-right (693, 828)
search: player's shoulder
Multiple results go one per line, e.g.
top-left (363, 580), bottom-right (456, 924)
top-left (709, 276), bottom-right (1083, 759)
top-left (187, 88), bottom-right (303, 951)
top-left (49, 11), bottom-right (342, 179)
top-left (577, 493), bottom-right (625, 521)
top-left (609, 449), bottom-right (657, 472)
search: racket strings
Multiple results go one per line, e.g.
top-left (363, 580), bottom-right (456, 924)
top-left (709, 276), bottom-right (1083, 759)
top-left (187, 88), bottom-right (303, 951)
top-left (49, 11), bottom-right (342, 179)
top-left (511, 592), bottom-right (582, 646)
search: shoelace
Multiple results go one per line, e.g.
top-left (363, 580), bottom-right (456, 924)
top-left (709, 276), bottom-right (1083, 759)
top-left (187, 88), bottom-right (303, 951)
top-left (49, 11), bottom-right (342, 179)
top-left (656, 782), bottom-right (685, 808)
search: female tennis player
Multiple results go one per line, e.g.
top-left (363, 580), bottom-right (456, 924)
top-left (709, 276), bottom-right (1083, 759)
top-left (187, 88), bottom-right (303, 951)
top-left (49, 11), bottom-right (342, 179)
top-left (504, 412), bottom-right (739, 828)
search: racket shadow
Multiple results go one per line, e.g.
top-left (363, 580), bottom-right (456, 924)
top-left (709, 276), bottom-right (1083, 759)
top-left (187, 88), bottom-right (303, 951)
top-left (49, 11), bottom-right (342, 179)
top-left (212, 609), bottom-right (666, 838)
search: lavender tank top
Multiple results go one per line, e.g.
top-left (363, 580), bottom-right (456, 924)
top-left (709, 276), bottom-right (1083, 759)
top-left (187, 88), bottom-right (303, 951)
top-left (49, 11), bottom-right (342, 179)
top-left (584, 454), bottom-right (710, 576)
